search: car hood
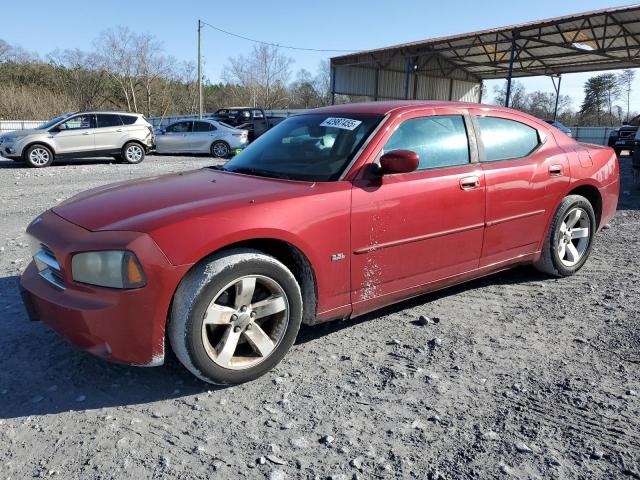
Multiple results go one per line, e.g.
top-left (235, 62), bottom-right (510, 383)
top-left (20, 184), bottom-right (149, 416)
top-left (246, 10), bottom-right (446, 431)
top-left (2, 128), bottom-right (42, 138)
top-left (53, 168), bottom-right (315, 232)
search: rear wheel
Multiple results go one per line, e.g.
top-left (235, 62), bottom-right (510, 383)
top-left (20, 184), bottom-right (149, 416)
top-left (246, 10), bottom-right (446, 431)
top-left (25, 144), bottom-right (53, 168)
top-left (211, 141), bottom-right (230, 158)
top-left (122, 142), bottom-right (145, 164)
top-left (168, 249), bottom-right (303, 385)
top-left (534, 195), bottom-right (596, 277)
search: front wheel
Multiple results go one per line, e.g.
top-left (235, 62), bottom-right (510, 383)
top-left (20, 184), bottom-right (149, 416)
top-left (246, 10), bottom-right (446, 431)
top-left (168, 249), bottom-right (303, 385)
top-left (25, 144), bottom-right (53, 168)
top-left (122, 142), bottom-right (145, 164)
top-left (534, 195), bottom-right (596, 277)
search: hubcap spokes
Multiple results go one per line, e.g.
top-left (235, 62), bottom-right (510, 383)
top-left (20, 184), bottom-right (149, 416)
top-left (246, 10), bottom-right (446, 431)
top-left (127, 146), bottom-right (142, 161)
top-left (201, 275), bottom-right (289, 370)
top-left (213, 144), bottom-right (227, 157)
top-left (557, 207), bottom-right (590, 267)
top-left (30, 148), bottom-right (49, 165)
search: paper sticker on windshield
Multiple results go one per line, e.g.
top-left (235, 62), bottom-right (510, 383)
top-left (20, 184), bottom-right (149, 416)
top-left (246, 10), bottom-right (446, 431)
top-left (320, 117), bottom-right (362, 130)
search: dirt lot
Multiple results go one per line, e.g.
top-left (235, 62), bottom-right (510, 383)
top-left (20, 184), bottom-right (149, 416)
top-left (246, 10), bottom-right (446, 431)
top-left (0, 153), bottom-right (638, 480)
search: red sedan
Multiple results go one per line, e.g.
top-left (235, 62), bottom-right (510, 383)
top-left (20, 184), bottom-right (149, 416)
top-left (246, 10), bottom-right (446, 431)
top-left (20, 101), bottom-right (620, 384)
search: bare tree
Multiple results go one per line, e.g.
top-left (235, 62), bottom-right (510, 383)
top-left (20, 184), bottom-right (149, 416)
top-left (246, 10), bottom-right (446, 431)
top-left (133, 34), bottom-right (172, 116)
top-left (492, 80), bottom-right (527, 110)
top-left (617, 69), bottom-right (635, 122)
top-left (223, 45), bottom-right (293, 108)
top-left (94, 27), bottom-right (141, 111)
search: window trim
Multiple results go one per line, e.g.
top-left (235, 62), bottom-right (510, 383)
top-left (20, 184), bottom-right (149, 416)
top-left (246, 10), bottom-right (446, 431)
top-left (373, 113), bottom-right (476, 175)
top-left (472, 114), bottom-right (545, 163)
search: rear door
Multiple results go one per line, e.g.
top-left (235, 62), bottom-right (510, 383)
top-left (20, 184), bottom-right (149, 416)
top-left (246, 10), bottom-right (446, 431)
top-left (350, 109), bottom-right (486, 314)
top-left (94, 114), bottom-right (124, 152)
top-left (191, 121), bottom-right (217, 152)
top-left (470, 110), bottom-right (570, 266)
top-left (51, 114), bottom-right (96, 155)
top-left (155, 121), bottom-right (192, 153)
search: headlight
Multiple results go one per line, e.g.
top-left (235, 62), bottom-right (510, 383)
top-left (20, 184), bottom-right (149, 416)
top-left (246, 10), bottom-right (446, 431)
top-left (72, 251), bottom-right (146, 289)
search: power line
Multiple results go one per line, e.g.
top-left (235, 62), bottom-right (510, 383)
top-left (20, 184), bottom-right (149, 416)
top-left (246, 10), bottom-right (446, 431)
top-left (200, 21), bottom-right (355, 53)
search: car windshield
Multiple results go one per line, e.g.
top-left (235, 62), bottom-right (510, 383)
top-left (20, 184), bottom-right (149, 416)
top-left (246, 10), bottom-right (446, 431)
top-left (38, 113), bottom-right (73, 129)
top-left (222, 114), bottom-right (383, 181)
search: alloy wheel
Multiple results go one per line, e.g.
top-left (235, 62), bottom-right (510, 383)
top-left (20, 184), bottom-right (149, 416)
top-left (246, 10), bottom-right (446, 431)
top-left (201, 275), bottom-right (289, 370)
top-left (212, 142), bottom-right (229, 158)
top-left (557, 207), bottom-right (591, 267)
top-left (29, 148), bottom-right (50, 166)
top-left (126, 145), bottom-right (143, 162)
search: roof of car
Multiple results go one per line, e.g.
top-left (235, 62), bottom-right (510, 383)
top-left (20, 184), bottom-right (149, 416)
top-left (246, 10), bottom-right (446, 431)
top-left (80, 110), bottom-right (143, 115)
top-left (309, 101), bottom-right (513, 116)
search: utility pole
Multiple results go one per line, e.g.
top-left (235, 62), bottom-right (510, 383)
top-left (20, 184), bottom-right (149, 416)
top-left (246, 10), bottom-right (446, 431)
top-left (197, 19), bottom-right (203, 119)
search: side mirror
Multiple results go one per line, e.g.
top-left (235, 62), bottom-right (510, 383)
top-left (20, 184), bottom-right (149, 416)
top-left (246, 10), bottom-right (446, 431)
top-left (379, 150), bottom-right (419, 174)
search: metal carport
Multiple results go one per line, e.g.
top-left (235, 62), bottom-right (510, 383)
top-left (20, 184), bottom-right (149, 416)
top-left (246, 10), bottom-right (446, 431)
top-left (330, 4), bottom-right (640, 118)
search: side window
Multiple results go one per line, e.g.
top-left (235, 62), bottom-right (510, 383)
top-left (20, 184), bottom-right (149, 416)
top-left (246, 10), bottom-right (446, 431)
top-left (477, 116), bottom-right (540, 161)
top-left (383, 115), bottom-right (470, 170)
top-left (119, 115), bottom-right (138, 125)
top-left (58, 114), bottom-right (94, 131)
top-left (193, 121), bottom-right (214, 132)
top-left (96, 114), bottom-right (123, 128)
top-left (252, 110), bottom-right (265, 119)
top-left (166, 121), bottom-right (192, 133)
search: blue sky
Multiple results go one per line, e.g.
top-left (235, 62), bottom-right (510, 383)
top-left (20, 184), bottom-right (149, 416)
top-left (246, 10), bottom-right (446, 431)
top-left (4, 0), bottom-right (639, 111)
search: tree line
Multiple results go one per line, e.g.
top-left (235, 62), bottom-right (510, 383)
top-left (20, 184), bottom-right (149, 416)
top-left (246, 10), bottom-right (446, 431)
top-left (0, 31), bottom-right (333, 120)
top-left (492, 70), bottom-right (637, 126)
top-left (0, 30), bottom-right (636, 127)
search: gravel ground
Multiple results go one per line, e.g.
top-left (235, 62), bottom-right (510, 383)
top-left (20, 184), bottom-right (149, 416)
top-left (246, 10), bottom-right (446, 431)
top-left (0, 153), bottom-right (638, 479)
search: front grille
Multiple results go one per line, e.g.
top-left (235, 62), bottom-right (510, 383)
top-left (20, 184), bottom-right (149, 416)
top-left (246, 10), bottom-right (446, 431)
top-left (34, 244), bottom-right (65, 289)
top-left (619, 130), bottom-right (636, 139)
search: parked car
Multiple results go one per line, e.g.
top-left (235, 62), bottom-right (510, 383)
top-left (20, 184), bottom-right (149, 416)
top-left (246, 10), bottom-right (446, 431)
top-left (0, 111), bottom-right (153, 168)
top-left (154, 119), bottom-right (248, 157)
top-left (607, 115), bottom-right (640, 155)
top-left (544, 119), bottom-right (573, 137)
top-left (20, 101), bottom-right (619, 385)
top-left (210, 107), bottom-right (288, 140)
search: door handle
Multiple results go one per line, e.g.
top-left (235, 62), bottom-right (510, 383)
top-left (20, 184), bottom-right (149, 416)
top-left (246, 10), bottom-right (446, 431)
top-left (460, 176), bottom-right (480, 190)
top-left (116, 129), bottom-right (123, 132)
top-left (82, 131), bottom-right (91, 135)
top-left (549, 164), bottom-right (563, 176)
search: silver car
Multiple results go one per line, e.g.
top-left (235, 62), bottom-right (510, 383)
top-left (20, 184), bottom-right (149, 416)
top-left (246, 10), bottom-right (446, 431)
top-left (0, 111), bottom-right (154, 168)
top-left (154, 119), bottom-right (249, 157)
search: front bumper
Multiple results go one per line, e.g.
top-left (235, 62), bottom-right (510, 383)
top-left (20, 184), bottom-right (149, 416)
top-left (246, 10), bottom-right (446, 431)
top-left (2, 141), bottom-right (21, 159)
top-left (19, 210), bottom-right (189, 366)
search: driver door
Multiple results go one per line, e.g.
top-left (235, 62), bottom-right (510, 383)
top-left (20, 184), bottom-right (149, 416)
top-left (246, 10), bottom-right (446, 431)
top-left (51, 114), bottom-right (96, 155)
top-left (350, 108), bottom-right (486, 315)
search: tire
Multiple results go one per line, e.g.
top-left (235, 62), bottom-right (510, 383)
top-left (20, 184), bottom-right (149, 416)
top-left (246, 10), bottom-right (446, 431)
top-left (533, 194), bottom-right (596, 277)
top-left (122, 142), bottom-right (145, 164)
top-left (168, 248), bottom-right (303, 385)
top-left (211, 141), bottom-right (231, 158)
top-left (24, 144), bottom-right (53, 168)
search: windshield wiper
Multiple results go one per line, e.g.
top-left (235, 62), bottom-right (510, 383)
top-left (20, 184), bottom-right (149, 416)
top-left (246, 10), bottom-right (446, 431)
top-left (208, 165), bottom-right (224, 170)
top-left (225, 167), bottom-right (291, 180)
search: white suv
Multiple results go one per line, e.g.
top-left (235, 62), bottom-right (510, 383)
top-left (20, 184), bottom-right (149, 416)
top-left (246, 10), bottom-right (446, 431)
top-left (0, 111), bottom-right (154, 168)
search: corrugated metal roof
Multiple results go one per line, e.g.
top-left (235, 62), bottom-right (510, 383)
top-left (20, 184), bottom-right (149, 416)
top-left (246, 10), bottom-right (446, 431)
top-left (331, 4), bottom-right (640, 79)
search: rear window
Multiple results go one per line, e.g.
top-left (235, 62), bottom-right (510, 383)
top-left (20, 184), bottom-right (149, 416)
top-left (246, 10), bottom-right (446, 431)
top-left (96, 114), bottom-right (123, 128)
top-left (477, 116), bottom-right (540, 161)
top-left (193, 121), bottom-right (215, 132)
top-left (120, 115), bottom-right (138, 125)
